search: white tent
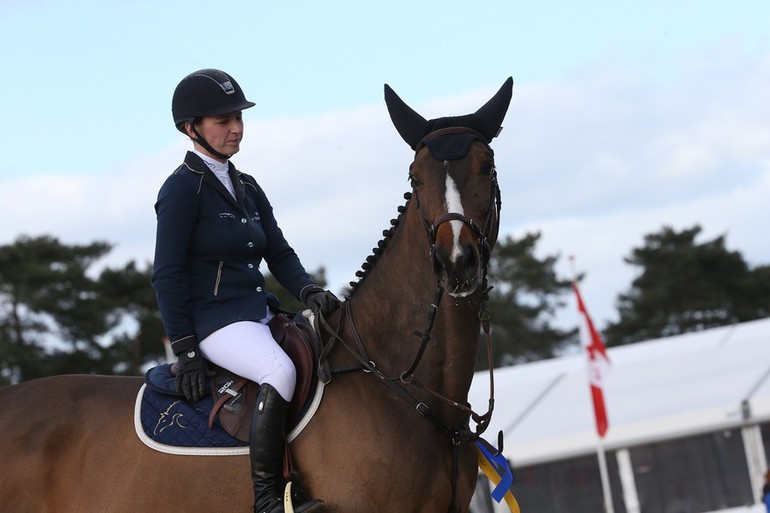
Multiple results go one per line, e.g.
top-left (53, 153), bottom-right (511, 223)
top-left (468, 316), bottom-right (770, 513)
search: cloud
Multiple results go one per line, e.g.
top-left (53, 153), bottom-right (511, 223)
top-left (2, 46), bottom-right (768, 331)
top-left (500, 45), bottom-right (770, 327)
top-left (519, 164), bottom-right (770, 328)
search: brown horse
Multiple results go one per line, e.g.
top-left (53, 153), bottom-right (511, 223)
top-left (0, 78), bottom-right (513, 513)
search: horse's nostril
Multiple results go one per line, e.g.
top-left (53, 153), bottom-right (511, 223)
top-left (431, 245), bottom-right (450, 275)
top-left (461, 244), bottom-right (478, 267)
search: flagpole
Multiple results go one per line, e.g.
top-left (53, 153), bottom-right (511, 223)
top-left (596, 436), bottom-right (614, 513)
top-left (569, 256), bottom-right (614, 513)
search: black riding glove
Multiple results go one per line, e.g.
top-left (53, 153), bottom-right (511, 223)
top-left (175, 347), bottom-right (209, 402)
top-left (303, 288), bottom-right (340, 317)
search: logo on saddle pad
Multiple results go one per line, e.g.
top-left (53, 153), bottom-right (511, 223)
top-left (153, 400), bottom-right (187, 436)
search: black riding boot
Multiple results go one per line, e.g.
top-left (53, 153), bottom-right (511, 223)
top-left (250, 383), bottom-right (324, 513)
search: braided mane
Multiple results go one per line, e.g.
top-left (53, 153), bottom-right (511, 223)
top-left (345, 191), bottom-right (413, 298)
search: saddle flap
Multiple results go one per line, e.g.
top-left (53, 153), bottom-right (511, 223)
top-left (209, 373), bottom-right (259, 442)
top-left (268, 312), bottom-right (318, 422)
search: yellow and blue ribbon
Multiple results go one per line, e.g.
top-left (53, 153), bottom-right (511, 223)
top-left (476, 440), bottom-right (521, 513)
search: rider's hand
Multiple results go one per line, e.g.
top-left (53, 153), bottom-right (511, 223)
top-left (175, 346), bottom-right (209, 402)
top-left (303, 287), bottom-right (340, 317)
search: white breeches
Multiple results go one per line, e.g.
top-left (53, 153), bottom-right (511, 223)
top-left (199, 314), bottom-right (297, 402)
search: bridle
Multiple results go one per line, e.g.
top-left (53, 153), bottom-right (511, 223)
top-left (413, 127), bottom-right (501, 273)
top-left (316, 127), bottom-right (502, 513)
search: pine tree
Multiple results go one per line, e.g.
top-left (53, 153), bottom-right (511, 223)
top-left (481, 232), bottom-right (577, 368)
top-left (98, 260), bottom-right (167, 374)
top-left (604, 225), bottom-right (770, 346)
top-left (0, 235), bottom-right (113, 383)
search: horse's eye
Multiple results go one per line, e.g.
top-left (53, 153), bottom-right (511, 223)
top-left (408, 174), bottom-right (421, 188)
top-left (481, 159), bottom-right (495, 176)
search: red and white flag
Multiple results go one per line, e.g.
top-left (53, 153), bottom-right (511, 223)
top-left (573, 282), bottom-right (610, 438)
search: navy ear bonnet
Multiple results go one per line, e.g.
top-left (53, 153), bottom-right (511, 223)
top-left (384, 77), bottom-right (513, 160)
top-left (421, 115), bottom-right (487, 160)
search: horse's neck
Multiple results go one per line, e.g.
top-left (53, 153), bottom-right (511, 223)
top-left (346, 206), bottom-right (481, 411)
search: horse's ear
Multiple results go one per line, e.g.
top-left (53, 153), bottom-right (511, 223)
top-left (474, 77), bottom-right (514, 142)
top-left (384, 84), bottom-right (429, 150)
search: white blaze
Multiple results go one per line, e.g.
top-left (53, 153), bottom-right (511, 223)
top-left (444, 173), bottom-right (464, 261)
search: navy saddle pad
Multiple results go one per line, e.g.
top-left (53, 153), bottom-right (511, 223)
top-left (139, 364), bottom-right (247, 449)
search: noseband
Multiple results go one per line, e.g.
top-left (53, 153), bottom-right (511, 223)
top-left (428, 210), bottom-right (494, 269)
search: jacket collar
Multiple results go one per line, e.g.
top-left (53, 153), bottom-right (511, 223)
top-left (183, 151), bottom-right (246, 208)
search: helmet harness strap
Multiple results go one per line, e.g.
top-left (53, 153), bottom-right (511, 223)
top-left (188, 121), bottom-right (233, 161)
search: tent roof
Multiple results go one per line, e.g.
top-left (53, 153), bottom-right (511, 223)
top-left (467, 317), bottom-right (770, 466)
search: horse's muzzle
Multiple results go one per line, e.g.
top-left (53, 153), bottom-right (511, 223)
top-left (432, 241), bottom-right (482, 297)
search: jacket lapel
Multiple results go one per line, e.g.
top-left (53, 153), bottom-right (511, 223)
top-left (229, 165), bottom-right (246, 206)
top-left (184, 152), bottom-right (242, 209)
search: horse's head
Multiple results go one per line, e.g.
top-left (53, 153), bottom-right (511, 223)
top-left (384, 78), bottom-right (513, 297)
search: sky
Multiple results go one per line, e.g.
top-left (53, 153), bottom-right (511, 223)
top-left (1, 0), bottom-right (769, 332)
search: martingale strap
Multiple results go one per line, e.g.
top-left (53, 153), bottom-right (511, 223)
top-left (317, 300), bottom-right (495, 441)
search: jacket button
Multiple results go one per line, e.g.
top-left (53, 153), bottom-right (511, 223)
top-left (247, 242), bottom-right (254, 248)
top-left (256, 287), bottom-right (263, 292)
top-left (241, 218), bottom-right (247, 224)
top-left (248, 263), bottom-right (254, 268)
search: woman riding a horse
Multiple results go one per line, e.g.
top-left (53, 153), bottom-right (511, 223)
top-left (0, 76), bottom-right (512, 513)
top-left (156, 68), bottom-right (338, 513)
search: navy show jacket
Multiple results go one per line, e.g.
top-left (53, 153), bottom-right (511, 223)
top-left (152, 151), bottom-right (315, 354)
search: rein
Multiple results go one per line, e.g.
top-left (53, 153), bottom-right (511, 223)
top-left (317, 296), bottom-right (496, 441)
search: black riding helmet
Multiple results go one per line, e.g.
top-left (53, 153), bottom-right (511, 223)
top-left (172, 69), bottom-right (255, 159)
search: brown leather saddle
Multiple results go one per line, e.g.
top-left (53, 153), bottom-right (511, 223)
top-left (206, 311), bottom-right (321, 442)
